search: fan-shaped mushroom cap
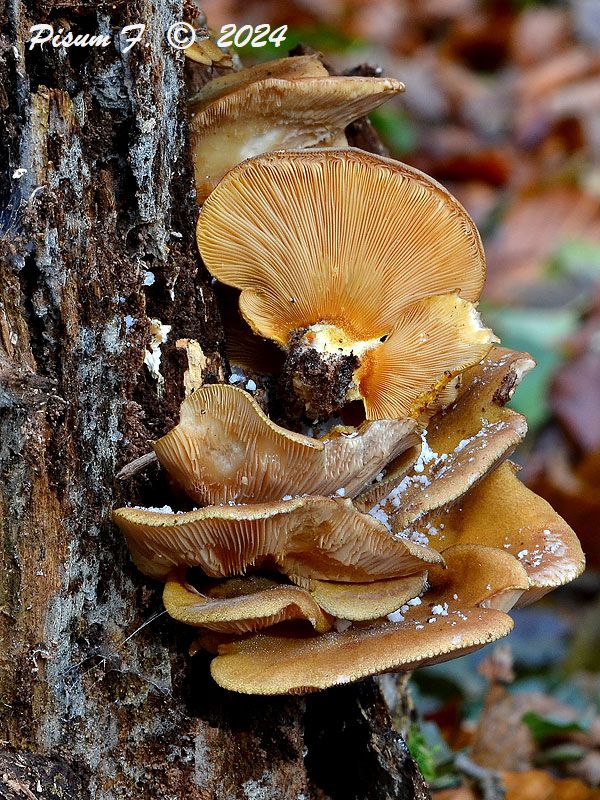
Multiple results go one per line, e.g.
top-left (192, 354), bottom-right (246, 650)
top-left (197, 149), bottom-right (491, 419)
top-left (427, 347), bottom-right (536, 449)
top-left (356, 347), bottom-right (532, 529)
top-left (198, 149), bottom-right (485, 342)
top-left (365, 413), bottom-right (527, 534)
top-left (163, 573), bottom-right (332, 634)
top-left (153, 384), bottom-right (417, 505)
top-left (427, 544), bottom-right (529, 612)
top-left (209, 607), bottom-right (513, 694)
top-left (112, 496), bottom-right (443, 582)
top-left (190, 80), bottom-right (403, 202)
top-left (189, 55), bottom-right (328, 107)
top-left (420, 462), bottom-right (585, 605)
top-left (289, 572), bottom-right (427, 621)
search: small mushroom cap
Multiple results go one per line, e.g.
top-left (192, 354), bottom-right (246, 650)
top-left (184, 36), bottom-right (233, 67)
top-left (197, 148), bottom-right (486, 344)
top-left (163, 573), bottom-right (332, 634)
top-left (112, 496), bottom-right (443, 582)
top-left (426, 544), bottom-right (530, 612)
top-left (153, 384), bottom-right (417, 505)
top-left (190, 81), bottom-right (403, 202)
top-left (428, 347), bottom-right (537, 450)
top-left (209, 607), bottom-right (513, 694)
top-left (189, 55), bottom-right (328, 107)
top-left (357, 293), bottom-right (496, 419)
top-left (289, 571), bottom-right (427, 621)
top-left (380, 413), bottom-right (527, 533)
top-left (421, 461), bottom-right (585, 605)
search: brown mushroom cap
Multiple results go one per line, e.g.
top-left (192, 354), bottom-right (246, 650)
top-left (197, 148), bottom-right (486, 344)
top-left (153, 384), bottom-right (417, 505)
top-left (355, 347), bottom-right (533, 529)
top-left (163, 573), bottom-right (332, 634)
top-left (189, 55), bottom-right (329, 108)
top-left (190, 81), bottom-right (403, 202)
top-left (427, 347), bottom-right (536, 451)
top-left (421, 461), bottom-right (585, 605)
top-left (426, 544), bottom-right (529, 612)
top-left (112, 496), bottom-right (443, 582)
top-left (209, 607), bottom-right (513, 694)
top-left (289, 571), bottom-right (427, 621)
top-left (368, 413), bottom-right (527, 534)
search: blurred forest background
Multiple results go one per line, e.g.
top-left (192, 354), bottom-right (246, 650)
top-left (200, 0), bottom-right (600, 797)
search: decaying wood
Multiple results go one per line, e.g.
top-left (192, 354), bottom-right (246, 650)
top-left (0, 2), bottom-right (430, 798)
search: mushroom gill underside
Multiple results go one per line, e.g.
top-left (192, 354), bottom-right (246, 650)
top-left (112, 80), bottom-right (584, 694)
top-left (113, 348), bottom-right (584, 694)
top-left (196, 149), bottom-right (496, 422)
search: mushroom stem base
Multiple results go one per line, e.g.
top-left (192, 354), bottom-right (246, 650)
top-left (278, 328), bottom-right (358, 422)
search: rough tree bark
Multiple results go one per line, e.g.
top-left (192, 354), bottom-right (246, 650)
top-left (0, 2), bottom-right (431, 798)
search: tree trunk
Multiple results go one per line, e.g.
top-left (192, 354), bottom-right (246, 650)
top-left (0, 3), bottom-right (431, 798)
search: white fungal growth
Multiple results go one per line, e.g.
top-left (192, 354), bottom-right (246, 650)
top-left (413, 428), bottom-right (446, 473)
top-left (387, 609), bottom-right (405, 623)
top-left (144, 318), bottom-right (172, 397)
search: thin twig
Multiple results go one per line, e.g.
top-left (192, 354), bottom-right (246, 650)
top-left (455, 753), bottom-right (506, 800)
top-left (116, 451), bottom-right (157, 480)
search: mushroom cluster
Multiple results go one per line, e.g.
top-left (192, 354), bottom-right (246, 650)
top-left (113, 67), bottom-right (584, 695)
top-left (188, 56), bottom-right (404, 202)
top-left (114, 349), bottom-right (583, 693)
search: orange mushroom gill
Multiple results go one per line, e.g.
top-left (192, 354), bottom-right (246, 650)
top-left (153, 383), bottom-right (418, 506)
top-left (197, 148), bottom-right (496, 422)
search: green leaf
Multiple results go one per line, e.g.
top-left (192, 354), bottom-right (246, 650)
top-left (546, 239), bottom-right (600, 281)
top-left (522, 711), bottom-right (588, 742)
top-left (481, 304), bottom-right (579, 432)
top-left (369, 106), bottom-right (417, 155)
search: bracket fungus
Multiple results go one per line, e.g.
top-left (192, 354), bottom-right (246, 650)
top-left (153, 383), bottom-right (418, 505)
top-left (189, 57), bottom-right (404, 202)
top-left (114, 127), bottom-right (584, 694)
top-left (113, 345), bottom-right (584, 693)
top-left (197, 148), bottom-right (496, 421)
